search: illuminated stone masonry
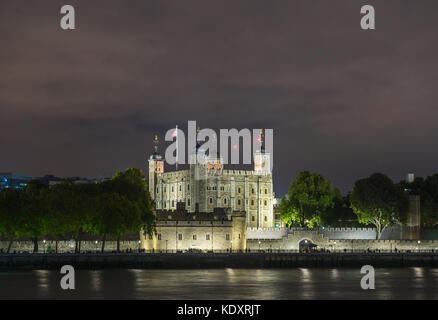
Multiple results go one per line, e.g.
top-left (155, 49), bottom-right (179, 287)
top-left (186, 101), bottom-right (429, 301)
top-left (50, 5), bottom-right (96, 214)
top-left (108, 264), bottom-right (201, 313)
top-left (148, 137), bottom-right (275, 229)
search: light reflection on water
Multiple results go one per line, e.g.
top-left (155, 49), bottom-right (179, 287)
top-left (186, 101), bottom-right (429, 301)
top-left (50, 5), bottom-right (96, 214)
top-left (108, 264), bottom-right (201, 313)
top-left (0, 268), bottom-right (438, 300)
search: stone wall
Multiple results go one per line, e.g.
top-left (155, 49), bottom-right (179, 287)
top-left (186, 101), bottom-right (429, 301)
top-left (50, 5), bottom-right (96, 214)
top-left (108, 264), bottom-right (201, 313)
top-left (246, 229), bottom-right (438, 252)
top-left (141, 215), bottom-right (247, 252)
top-left (0, 240), bottom-right (141, 253)
top-left (247, 226), bottom-right (429, 241)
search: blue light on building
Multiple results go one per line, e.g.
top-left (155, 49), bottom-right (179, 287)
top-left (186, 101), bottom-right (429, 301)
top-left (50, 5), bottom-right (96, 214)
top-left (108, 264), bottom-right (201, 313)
top-left (0, 173), bottom-right (32, 190)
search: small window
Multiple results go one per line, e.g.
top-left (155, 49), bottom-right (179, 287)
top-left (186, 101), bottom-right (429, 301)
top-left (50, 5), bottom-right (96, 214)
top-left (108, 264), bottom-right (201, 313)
top-left (265, 189), bottom-right (268, 194)
top-left (238, 187), bottom-right (241, 194)
top-left (264, 216), bottom-right (267, 222)
top-left (206, 234), bottom-right (210, 241)
top-left (188, 199), bottom-right (191, 206)
top-left (238, 234), bottom-right (241, 239)
top-left (226, 234), bottom-right (230, 241)
top-left (172, 200), bottom-right (174, 207)
top-left (178, 234), bottom-right (182, 240)
top-left (188, 184), bottom-right (190, 191)
top-left (264, 200), bottom-right (267, 206)
top-left (156, 187), bottom-right (159, 194)
top-left (209, 198), bottom-right (213, 204)
top-left (237, 199), bottom-right (241, 205)
top-left (158, 234), bottom-right (162, 240)
top-left (193, 234), bottom-right (197, 240)
top-left (172, 186), bottom-right (174, 192)
top-left (179, 185), bottom-right (182, 191)
top-left (224, 198), bottom-right (227, 204)
top-left (251, 216), bottom-right (255, 222)
top-left (252, 188), bottom-right (255, 194)
top-left (251, 200), bottom-right (254, 206)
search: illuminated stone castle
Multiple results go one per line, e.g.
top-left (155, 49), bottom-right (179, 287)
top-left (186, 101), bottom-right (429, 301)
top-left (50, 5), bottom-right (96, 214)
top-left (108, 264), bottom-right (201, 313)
top-left (147, 133), bottom-right (275, 229)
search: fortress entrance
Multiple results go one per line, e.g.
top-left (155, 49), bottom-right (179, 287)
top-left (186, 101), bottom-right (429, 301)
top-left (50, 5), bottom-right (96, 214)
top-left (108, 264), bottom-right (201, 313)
top-left (299, 239), bottom-right (317, 253)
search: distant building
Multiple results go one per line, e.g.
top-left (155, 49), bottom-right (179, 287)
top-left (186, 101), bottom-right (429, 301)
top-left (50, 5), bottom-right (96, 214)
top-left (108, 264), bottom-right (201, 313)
top-left (0, 173), bottom-right (32, 190)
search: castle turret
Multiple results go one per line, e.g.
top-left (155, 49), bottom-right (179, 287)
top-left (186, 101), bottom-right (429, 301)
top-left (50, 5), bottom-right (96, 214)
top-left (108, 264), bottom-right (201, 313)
top-left (148, 135), bottom-right (164, 203)
top-left (254, 129), bottom-right (271, 176)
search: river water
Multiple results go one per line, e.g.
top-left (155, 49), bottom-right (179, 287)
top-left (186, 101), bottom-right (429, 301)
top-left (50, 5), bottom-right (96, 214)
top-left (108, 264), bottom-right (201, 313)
top-left (1, 268), bottom-right (438, 299)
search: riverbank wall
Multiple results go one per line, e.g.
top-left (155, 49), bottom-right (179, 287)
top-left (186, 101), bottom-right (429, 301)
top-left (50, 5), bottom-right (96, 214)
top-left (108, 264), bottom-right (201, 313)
top-left (1, 252), bottom-right (438, 269)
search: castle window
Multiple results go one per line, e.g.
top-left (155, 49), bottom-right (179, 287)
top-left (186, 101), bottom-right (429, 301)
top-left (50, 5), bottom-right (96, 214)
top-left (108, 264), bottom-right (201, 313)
top-left (252, 188), bottom-right (255, 194)
top-left (193, 235), bottom-right (197, 240)
top-left (209, 198), bottom-right (213, 204)
top-left (206, 234), bottom-right (210, 241)
top-left (171, 200), bottom-right (174, 207)
top-left (179, 185), bottom-right (182, 191)
top-left (187, 184), bottom-right (190, 191)
top-left (171, 186), bottom-right (174, 192)
top-left (238, 234), bottom-right (241, 239)
top-left (251, 216), bottom-right (255, 222)
top-left (237, 199), bottom-right (241, 205)
top-left (221, 186), bottom-right (224, 191)
top-left (265, 189), bottom-right (267, 194)
top-left (158, 234), bottom-right (162, 240)
top-left (251, 200), bottom-right (254, 206)
top-left (238, 187), bottom-right (241, 194)
top-left (178, 234), bottom-right (182, 241)
top-left (264, 216), bottom-right (267, 222)
top-left (223, 198), bottom-right (227, 205)
top-left (188, 199), bottom-right (191, 206)
top-left (226, 234), bottom-right (230, 241)
top-left (156, 187), bottom-right (159, 194)
top-left (264, 200), bottom-right (267, 206)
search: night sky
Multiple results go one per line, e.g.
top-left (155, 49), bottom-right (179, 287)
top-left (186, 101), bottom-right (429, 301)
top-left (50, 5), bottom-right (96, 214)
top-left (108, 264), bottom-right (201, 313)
top-left (1, 0), bottom-right (438, 196)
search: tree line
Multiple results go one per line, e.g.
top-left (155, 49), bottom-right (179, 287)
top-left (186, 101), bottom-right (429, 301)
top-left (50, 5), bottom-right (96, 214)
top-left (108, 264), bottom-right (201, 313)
top-left (280, 171), bottom-right (438, 239)
top-left (0, 168), bottom-right (155, 253)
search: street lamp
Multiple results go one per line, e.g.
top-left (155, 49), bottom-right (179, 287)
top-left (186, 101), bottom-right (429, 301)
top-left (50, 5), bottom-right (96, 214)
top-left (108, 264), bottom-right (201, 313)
top-left (258, 241), bottom-right (261, 251)
top-left (43, 240), bottom-right (46, 254)
top-left (230, 240), bottom-right (233, 253)
top-left (138, 240), bottom-right (141, 252)
top-left (95, 240), bottom-right (98, 253)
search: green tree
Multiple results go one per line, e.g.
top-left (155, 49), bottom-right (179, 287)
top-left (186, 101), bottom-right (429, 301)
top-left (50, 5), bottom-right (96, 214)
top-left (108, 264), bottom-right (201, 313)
top-left (350, 173), bottom-right (409, 239)
top-left (321, 193), bottom-right (360, 227)
top-left (93, 193), bottom-right (141, 252)
top-left (0, 189), bottom-right (24, 252)
top-left (418, 175), bottom-right (438, 227)
top-left (46, 181), bottom-right (85, 253)
top-left (280, 171), bottom-right (337, 228)
top-left (20, 180), bottom-right (50, 253)
top-left (102, 168), bottom-right (155, 238)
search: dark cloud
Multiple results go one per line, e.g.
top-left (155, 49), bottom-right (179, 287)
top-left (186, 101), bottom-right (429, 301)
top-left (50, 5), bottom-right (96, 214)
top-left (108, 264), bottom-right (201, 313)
top-left (1, 0), bottom-right (438, 195)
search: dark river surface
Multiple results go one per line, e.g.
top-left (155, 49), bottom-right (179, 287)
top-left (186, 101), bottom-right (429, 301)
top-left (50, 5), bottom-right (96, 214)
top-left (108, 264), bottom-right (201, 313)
top-left (1, 268), bottom-right (438, 299)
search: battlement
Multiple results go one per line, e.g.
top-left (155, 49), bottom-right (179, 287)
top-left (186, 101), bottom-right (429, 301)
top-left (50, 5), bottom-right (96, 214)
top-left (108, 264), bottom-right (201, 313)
top-left (222, 169), bottom-right (254, 176)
